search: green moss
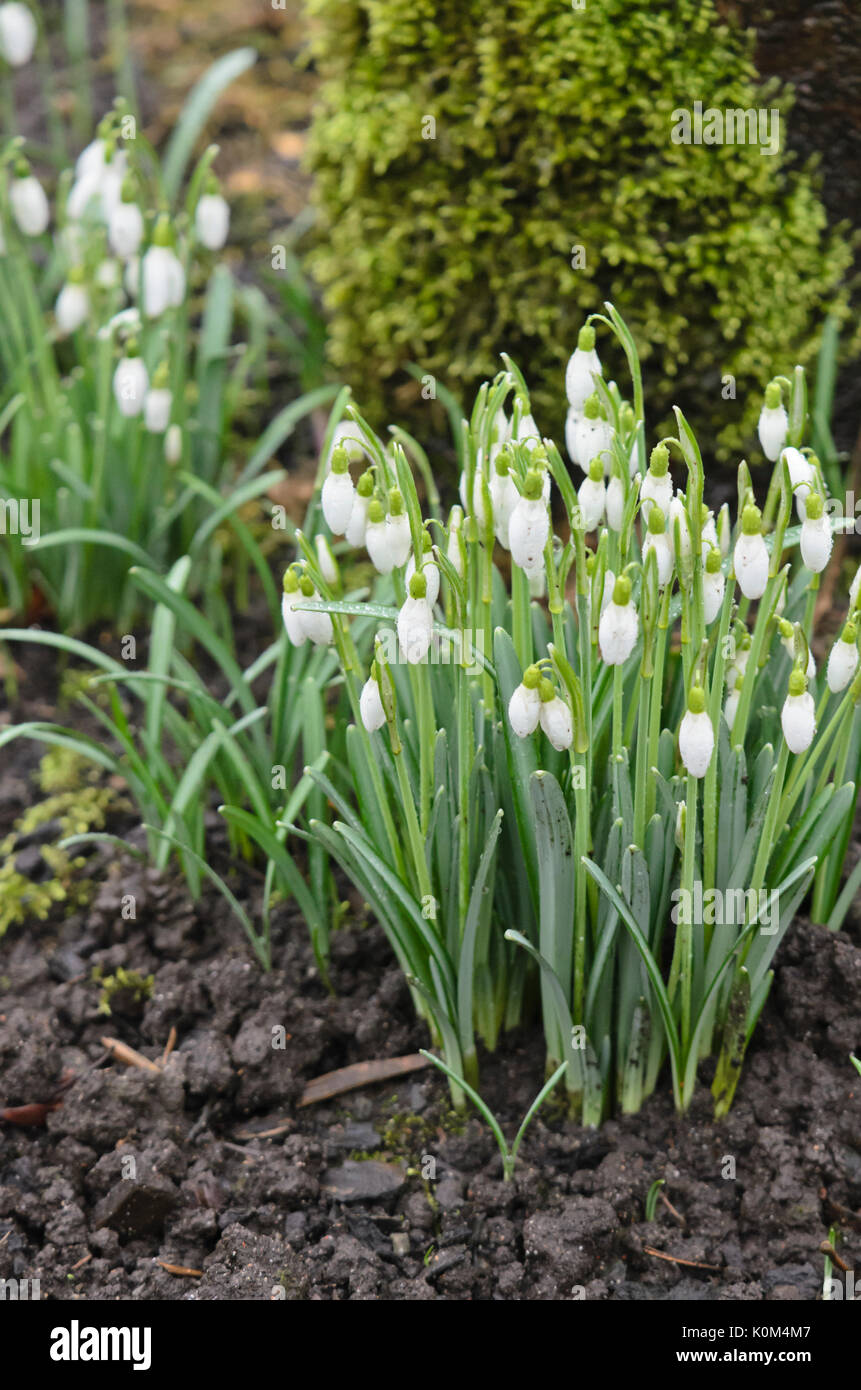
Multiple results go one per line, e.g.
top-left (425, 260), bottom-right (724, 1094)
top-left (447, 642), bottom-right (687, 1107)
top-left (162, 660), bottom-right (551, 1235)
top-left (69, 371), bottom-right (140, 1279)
top-left (305, 0), bottom-right (856, 459)
top-left (91, 966), bottom-right (155, 1017)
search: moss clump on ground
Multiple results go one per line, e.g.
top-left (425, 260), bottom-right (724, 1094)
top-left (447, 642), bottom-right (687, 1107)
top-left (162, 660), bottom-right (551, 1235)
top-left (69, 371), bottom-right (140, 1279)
top-left (0, 751), bottom-right (121, 937)
top-left (305, 0), bottom-right (856, 458)
top-left (91, 966), bottom-right (155, 1017)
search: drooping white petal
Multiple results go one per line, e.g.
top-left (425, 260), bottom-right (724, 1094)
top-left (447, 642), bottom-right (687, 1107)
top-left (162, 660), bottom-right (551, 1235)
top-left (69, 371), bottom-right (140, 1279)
top-left (781, 691), bottom-right (816, 753)
top-left (397, 595), bottom-right (433, 664)
top-left (360, 676), bottom-right (386, 731)
top-left (539, 696), bottom-right (574, 751)
top-left (508, 683), bottom-right (541, 738)
top-left (733, 532), bottom-right (769, 600)
top-left (679, 709), bottom-right (715, 778)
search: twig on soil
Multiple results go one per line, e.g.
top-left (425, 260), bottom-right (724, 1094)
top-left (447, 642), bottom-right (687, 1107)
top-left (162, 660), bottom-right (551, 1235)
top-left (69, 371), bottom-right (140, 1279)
top-left (298, 1053), bottom-right (430, 1107)
top-left (643, 1246), bottom-right (720, 1271)
top-left (70, 1253), bottom-right (92, 1272)
top-left (101, 1036), bottom-right (162, 1074)
top-left (156, 1260), bottom-right (203, 1278)
top-left (820, 1240), bottom-right (852, 1275)
top-left (659, 1191), bottom-right (687, 1227)
top-left (161, 1026), bottom-right (178, 1067)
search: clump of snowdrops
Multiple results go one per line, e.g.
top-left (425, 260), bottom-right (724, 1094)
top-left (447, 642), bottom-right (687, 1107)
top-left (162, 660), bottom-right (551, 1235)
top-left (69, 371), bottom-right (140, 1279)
top-left (278, 303), bottom-right (859, 1140)
top-left (0, 93), bottom-right (280, 629)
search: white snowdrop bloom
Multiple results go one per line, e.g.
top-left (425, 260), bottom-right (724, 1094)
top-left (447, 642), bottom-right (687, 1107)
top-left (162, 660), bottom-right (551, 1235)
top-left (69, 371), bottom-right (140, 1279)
top-left (315, 534), bottom-right (338, 588)
top-left (643, 507), bottom-right (673, 588)
top-left (296, 577), bottom-right (333, 646)
top-left (600, 568), bottom-right (616, 615)
top-left (701, 509), bottom-right (718, 553)
top-left (124, 255), bottom-right (141, 299)
top-left (703, 549), bottom-right (726, 625)
top-left (144, 386), bottom-right (172, 434)
top-left (108, 199), bottom-right (144, 259)
top-left (598, 576), bottom-right (639, 665)
top-left (781, 446), bottom-right (815, 520)
top-left (606, 472), bottom-right (625, 531)
top-left (565, 323), bottom-right (601, 412)
top-left (446, 506), bottom-right (466, 578)
top-left (851, 564), bottom-right (861, 613)
top-left (490, 455), bottom-right (518, 548)
top-left (669, 494), bottom-right (692, 577)
top-left (724, 683), bottom-right (741, 732)
top-left (508, 666), bottom-right (542, 738)
top-left (564, 407), bottom-right (581, 468)
top-left (539, 687), bottom-right (574, 751)
top-left (10, 167), bottom-right (49, 236)
top-left (827, 622), bottom-right (859, 693)
top-left (509, 471), bottom-right (549, 570)
top-left (469, 464), bottom-right (491, 530)
top-left (75, 137), bottom-right (106, 183)
top-left (406, 542), bottom-right (440, 608)
top-left (0, 4), bottom-right (37, 66)
top-left (365, 500), bottom-right (394, 574)
top-left (397, 574), bottom-right (434, 664)
top-left (96, 258), bottom-right (121, 289)
top-left (569, 394), bottom-right (612, 473)
top-left (733, 506), bottom-right (769, 600)
top-left (639, 444), bottom-right (673, 519)
top-left (321, 446), bottom-right (355, 535)
top-left (387, 494), bottom-right (412, 568)
top-left (325, 420), bottom-right (366, 470)
top-left (164, 424), bottom-right (182, 464)
top-left (345, 472), bottom-right (374, 548)
top-left (757, 382), bottom-right (788, 462)
top-left (781, 671), bottom-right (816, 753)
top-left (799, 495), bottom-right (832, 573)
top-left (195, 191), bottom-right (230, 250)
top-left (679, 690), bottom-right (714, 778)
top-left (717, 503), bottom-right (731, 558)
top-left (141, 220), bottom-right (185, 318)
top-left (516, 410), bottom-right (541, 453)
top-left (577, 459), bottom-right (606, 531)
top-left (112, 350), bottom-right (148, 417)
top-left (281, 573), bottom-right (307, 648)
top-left (55, 277), bottom-right (89, 335)
top-left (360, 671), bottom-right (386, 732)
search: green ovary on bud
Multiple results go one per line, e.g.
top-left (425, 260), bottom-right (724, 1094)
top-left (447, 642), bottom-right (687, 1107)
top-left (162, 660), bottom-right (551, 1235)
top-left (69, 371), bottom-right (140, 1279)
top-left (523, 664), bottom-right (542, 689)
top-left (367, 498), bottom-right (385, 525)
top-left (538, 677), bottom-right (556, 703)
top-left (764, 381), bottom-right (782, 410)
top-left (522, 469), bottom-right (544, 501)
top-left (356, 470), bottom-right (375, 498)
top-left (388, 487), bottom-right (405, 516)
top-left (582, 393), bottom-right (602, 422)
top-left (577, 324), bottom-right (596, 351)
top-left (788, 666), bottom-right (807, 697)
top-left (741, 504), bottom-right (762, 536)
top-left (329, 445), bottom-right (349, 475)
top-left (705, 547), bottom-right (722, 574)
top-left (649, 444), bottom-right (669, 477)
top-left (687, 685), bottom-right (706, 714)
top-left (612, 574), bottom-right (632, 606)
top-left (408, 571), bottom-right (427, 600)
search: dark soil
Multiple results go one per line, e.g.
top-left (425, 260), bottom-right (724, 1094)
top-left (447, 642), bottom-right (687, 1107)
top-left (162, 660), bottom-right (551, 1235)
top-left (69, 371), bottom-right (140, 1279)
top-left (1, 646), bottom-right (860, 1301)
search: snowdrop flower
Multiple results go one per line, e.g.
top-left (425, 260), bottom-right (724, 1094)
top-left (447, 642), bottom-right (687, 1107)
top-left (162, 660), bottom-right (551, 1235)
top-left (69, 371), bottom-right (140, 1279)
top-left (605, 468), bottom-right (625, 532)
top-left (386, 489), bottom-right (412, 568)
top-left (826, 621), bottom-right (859, 694)
top-left (446, 506), bottom-right (466, 579)
top-left (490, 449), bottom-right (518, 548)
top-left (508, 664), bottom-right (542, 738)
top-left (781, 668), bottom-right (816, 754)
top-left (295, 574), bottom-right (333, 646)
top-left (397, 572), bottom-right (434, 664)
top-left (724, 675), bottom-right (742, 732)
top-left (195, 186), bottom-right (230, 250)
top-left (9, 161), bottom-right (49, 236)
top-left (406, 534), bottom-right (440, 608)
top-left (516, 409), bottom-right (541, 453)
top-left (577, 458), bottom-right (606, 532)
top-left (55, 269), bottom-right (89, 335)
top-left (600, 568), bottom-right (616, 615)
top-left (569, 393), bottom-right (613, 474)
top-left (643, 505), bottom-right (673, 588)
top-left (757, 381), bottom-right (788, 462)
top-left (509, 470), bottom-right (549, 571)
top-left (701, 506), bottom-right (718, 554)
top-left (112, 342), bottom-right (148, 417)
top-left (679, 687), bottom-right (714, 778)
top-left (460, 462), bottom-right (491, 531)
top-left (599, 574), bottom-right (639, 666)
top-left (321, 445), bottom-right (355, 536)
top-left (733, 505), bottom-right (769, 600)
top-left (360, 666), bottom-right (386, 732)
top-left (143, 361), bottom-right (171, 433)
top-left (850, 564), bottom-right (861, 613)
top-left (526, 563), bottom-right (546, 599)
top-left (799, 492), bottom-right (832, 573)
top-left (0, 4), bottom-right (37, 66)
top-left (164, 424), bottom-right (182, 464)
top-left (315, 534), bottom-right (339, 588)
top-left (141, 216), bottom-right (185, 318)
top-left (96, 258), bottom-right (122, 289)
top-left (703, 547), bottom-right (725, 625)
top-left (345, 470), bottom-right (374, 548)
top-left (365, 499), bottom-right (393, 573)
top-left (538, 680), bottom-right (574, 751)
top-left (782, 446), bottom-right (815, 520)
top-left (669, 494), bottom-right (692, 580)
top-left (108, 186), bottom-right (144, 259)
top-left (778, 620), bottom-right (816, 680)
top-left (717, 503), bottom-right (731, 558)
top-left (565, 323), bottom-right (601, 412)
top-left (639, 444), bottom-right (673, 520)
top-left (281, 570), bottom-right (307, 648)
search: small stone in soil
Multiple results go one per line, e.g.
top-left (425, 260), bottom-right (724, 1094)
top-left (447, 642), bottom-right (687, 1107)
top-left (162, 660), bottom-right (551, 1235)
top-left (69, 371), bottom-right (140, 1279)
top-left (321, 1159), bottom-right (406, 1203)
top-left (93, 1177), bottom-right (179, 1239)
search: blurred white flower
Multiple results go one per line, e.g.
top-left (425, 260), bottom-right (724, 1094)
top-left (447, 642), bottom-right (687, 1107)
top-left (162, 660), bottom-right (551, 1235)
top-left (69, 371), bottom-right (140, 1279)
top-left (0, 3), bottom-right (37, 66)
top-left (195, 191), bottom-right (230, 250)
